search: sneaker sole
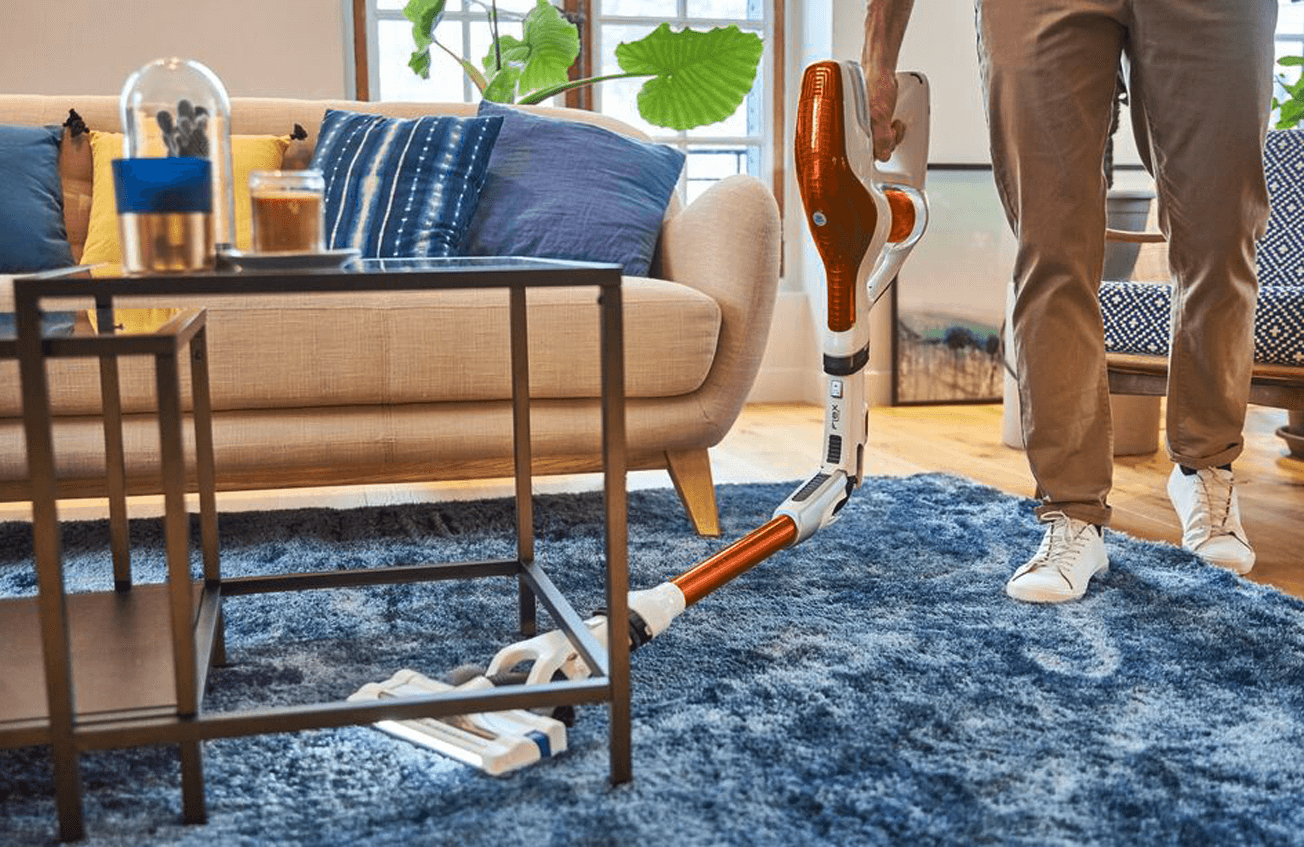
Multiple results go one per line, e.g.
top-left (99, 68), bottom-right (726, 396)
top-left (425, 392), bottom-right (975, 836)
top-left (1005, 564), bottom-right (1109, 604)
top-left (1190, 550), bottom-right (1255, 575)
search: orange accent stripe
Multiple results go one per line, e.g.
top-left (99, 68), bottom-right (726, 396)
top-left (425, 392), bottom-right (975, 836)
top-left (886, 190), bottom-right (915, 243)
top-left (672, 516), bottom-right (799, 606)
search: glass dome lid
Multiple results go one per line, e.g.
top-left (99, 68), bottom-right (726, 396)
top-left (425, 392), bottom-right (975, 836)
top-left (119, 57), bottom-right (236, 251)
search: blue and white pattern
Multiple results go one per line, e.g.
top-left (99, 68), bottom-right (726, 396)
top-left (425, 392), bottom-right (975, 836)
top-left (1101, 128), bottom-right (1304, 365)
top-left (309, 110), bottom-right (503, 259)
top-left (1258, 129), bottom-right (1304, 288)
top-left (1102, 280), bottom-right (1304, 365)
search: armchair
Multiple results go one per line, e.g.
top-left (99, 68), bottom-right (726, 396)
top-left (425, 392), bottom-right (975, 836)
top-left (1100, 128), bottom-right (1304, 455)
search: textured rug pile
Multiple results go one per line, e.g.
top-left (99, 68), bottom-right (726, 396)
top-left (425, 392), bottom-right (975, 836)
top-left (1, 473), bottom-right (1303, 846)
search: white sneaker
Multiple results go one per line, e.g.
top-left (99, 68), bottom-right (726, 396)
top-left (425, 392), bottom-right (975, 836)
top-left (1166, 465), bottom-right (1255, 574)
top-left (1006, 511), bottom-right (1110, 603)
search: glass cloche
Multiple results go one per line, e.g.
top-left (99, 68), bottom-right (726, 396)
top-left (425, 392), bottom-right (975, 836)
top-left (119, 58), bottom-right (235, 256)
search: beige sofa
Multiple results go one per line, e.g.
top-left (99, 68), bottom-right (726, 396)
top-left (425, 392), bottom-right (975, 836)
top-left (0, 95), bottom-right (781, 535)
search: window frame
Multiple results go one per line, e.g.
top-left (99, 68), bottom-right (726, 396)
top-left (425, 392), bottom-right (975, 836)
top-left (352, 0), bottom-right (785, 211)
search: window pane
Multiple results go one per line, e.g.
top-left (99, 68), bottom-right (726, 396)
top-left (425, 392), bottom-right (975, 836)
top-left (685, 0), bottom-right (765, 21)
top-left (476, 0), bottom-right (539, 17)
top-left (597, 24), bottom-right (660, 134)
top-left (469, 20), bottom-right (504, 70)
top-left (1279, 2), bottom-right (1304, 36)
top-left (602, 0), bottom-right (679, 16)
top-left (377, 19), bottom-right (469, 102)
top-left (685, 145), bottom-right (755, 203)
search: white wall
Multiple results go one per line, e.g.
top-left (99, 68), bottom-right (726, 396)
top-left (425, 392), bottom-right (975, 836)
top-left (0, 0), bottom-right (354, 98)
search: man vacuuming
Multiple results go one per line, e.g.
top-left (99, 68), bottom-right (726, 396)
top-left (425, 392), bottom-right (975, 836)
top-left (864, 0), bottom-right (1278, 603)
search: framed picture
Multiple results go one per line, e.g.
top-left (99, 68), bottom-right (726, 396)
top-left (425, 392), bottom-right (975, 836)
top-left (893, 169), bottom-right (1014, 405)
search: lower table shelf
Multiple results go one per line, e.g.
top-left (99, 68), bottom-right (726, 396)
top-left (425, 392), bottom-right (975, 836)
top-left (0, 582), bottom-right (217, 747)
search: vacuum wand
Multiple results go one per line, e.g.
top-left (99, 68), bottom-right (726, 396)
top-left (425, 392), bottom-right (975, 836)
top-left (352, 59), bottom-right (930, 776)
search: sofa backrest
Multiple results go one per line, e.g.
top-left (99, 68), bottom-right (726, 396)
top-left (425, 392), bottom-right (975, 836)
top-left (0, 94), bottom-right (683, 264)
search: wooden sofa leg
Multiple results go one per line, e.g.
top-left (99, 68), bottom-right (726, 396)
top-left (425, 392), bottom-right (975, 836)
top-left (665, 449), bottom-right (721, 537)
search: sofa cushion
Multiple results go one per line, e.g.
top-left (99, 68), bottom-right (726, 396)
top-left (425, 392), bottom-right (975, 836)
top-left (0, 275), bottom-right (722, 416)
top-left (0, 124), bottom-right (75, 273)
top-left (81, 131), bottom-right (290, 264)
top-left (58, 115), bottom-right (93, 263)
top-left (464, 101), bottom-right (685, 277)
top-left (308, 109), bottom-right (503, 259)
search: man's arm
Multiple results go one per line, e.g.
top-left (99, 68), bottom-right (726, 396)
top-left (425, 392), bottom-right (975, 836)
top-left (861, 0), bottom-right (915, 161)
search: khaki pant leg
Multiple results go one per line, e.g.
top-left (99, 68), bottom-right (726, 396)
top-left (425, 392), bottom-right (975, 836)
top-left (977, 0), bottom-right (1126, 526)
top-left (1127, 0), bottom-right (1277, 469)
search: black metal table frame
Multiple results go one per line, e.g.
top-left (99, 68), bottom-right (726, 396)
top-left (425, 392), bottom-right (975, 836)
top-left (9, 259), bottom-right (630, 842)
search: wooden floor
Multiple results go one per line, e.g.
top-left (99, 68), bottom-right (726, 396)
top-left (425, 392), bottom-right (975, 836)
top-left (3, 402), bottom-right (1300, 599)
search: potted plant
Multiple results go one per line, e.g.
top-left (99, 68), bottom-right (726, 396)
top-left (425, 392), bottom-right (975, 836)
top-left (403, 0), bottom-right (763, 131)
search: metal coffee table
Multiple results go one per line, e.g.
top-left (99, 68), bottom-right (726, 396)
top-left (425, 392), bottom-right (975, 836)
top-left (3, 256), bottom-right (629, 841)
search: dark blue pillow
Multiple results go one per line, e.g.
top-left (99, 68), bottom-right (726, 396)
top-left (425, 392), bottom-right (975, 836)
top-left (309, 110), bottom-right (503, 258)
top-left (0, 124), bottom-right (74, 273)
top-left (465, 101), bottom-right (686, 277)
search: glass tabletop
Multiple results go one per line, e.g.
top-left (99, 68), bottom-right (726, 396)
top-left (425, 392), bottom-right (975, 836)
top-left (13, 255), bottom-right (622, 298)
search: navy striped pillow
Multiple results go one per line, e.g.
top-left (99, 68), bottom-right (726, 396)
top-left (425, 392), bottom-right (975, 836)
top-left (309, 110), bottom-right (503, 258)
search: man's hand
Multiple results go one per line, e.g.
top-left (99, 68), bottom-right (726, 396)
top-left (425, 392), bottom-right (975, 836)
top-left (861, 0), bottom-right (915, 161)
top-left (863, 62), bottom-right (907, 161)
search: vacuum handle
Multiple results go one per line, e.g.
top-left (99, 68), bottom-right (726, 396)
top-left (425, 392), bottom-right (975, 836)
top-left (874, 71), bottom-right (930, 191)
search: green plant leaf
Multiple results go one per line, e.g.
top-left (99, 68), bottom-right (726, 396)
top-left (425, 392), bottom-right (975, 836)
top-left (615, 24), bottom-right (764, 130)
top-left (483, 64), bottom-right (521, 103)
top-left (481, 0), bottom-right (578, 99)
top-left (1279, 55), bottom-right (1304, 67)
top-left (405, 0), bottom-right (447, 79)
top-left (1280, 98), bottom-right (1304, 130)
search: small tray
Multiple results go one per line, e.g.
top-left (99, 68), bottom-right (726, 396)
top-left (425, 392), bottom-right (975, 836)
top-left (223, 248), bottom-right (360, 272)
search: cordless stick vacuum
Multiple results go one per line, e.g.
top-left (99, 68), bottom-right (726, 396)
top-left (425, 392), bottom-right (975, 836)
top-left (350, 61), bottom-right (931, 776)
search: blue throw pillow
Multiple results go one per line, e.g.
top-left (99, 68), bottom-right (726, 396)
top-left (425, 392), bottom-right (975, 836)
top-left (0, 124), bottom-right (75, 273)
top-left (309, 109), bottom-right (503, 258)
top-left (464, 102), bottom-right (686, 277)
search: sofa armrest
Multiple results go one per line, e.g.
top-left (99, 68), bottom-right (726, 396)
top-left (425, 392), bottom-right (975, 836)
top-left (657, 174), bottom-right (780, 438)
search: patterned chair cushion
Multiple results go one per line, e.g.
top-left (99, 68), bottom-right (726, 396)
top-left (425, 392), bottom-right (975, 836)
top-left (1102, 280), bottom-right (1304, 366)
top-left (1101, 128), bottom-right (1304, 365)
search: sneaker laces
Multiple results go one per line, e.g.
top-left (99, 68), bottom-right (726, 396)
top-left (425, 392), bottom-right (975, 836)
top-left (1194, 469), bottom-right (1230, 526)
top-left (1189, 469), bottom-right (1238, 540)
top-left (1022, 511), bottom-right (1094, 585)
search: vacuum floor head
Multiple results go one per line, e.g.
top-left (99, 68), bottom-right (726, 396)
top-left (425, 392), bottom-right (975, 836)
top-left (348, 669), bottom-right (567, 776)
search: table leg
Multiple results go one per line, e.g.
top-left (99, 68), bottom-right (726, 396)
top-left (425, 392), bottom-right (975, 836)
top-left (16, 293), bottom-right (86, 840)
top-left (599, 282), bottom-right (631, 785)
top-left (98, 350), bottom-right (131, 592)
top-left (156, 349), bottom-right (207, 824)
top-left (509, 285), bottom-right (537, 637)
top-left (190, 328), bottom-right (220, 584)
top-left (190, 329), bottom-right (226, 667)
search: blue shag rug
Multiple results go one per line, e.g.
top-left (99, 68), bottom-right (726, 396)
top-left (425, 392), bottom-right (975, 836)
top-left (2, 473), bottom-right (1303, 846)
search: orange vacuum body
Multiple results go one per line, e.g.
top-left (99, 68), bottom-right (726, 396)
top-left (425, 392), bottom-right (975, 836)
top-left (796, 61), bottom-right (925, 335)
top-left (796, 60), bottom-right (880, 333)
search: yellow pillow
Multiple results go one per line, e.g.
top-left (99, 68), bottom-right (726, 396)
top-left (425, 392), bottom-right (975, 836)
top-left (81, 131), bottom-right (290, 264)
